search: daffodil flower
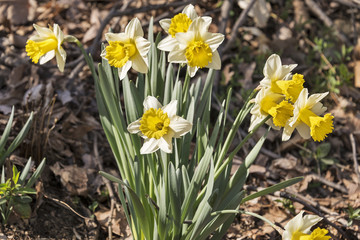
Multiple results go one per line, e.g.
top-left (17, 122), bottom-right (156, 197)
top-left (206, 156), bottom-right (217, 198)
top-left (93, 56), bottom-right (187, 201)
top-left (26, 24), bottom-right (66, 72)
top-left (282, 211), bottom-right (331, 240)
top-left (166, 17), bottom-right (224, 77)
top-left (249, 88), bottom-right (294, 131)
top-left (282, 88), bottom-right (334, 142)
top-left (157, 4), bottom-right (211, 52)
top-left (101, 18), bottom-right (150, 80)
top-left (260, 54), bottom-right (297, 92)
top-left (127, 96), bottom-right (192, 154)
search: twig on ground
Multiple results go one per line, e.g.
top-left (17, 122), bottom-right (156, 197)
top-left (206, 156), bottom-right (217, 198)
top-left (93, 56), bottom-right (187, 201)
top-left (279, 190), bottom-right (350, 239)
top-left (222, 0), bottom-right (256, 53)
top-left (349, 133), bottom-right (360, 183)
top-left (93, 133), bottom-right (118, 240)
top-left (43, 194), bottom-right (90, 220)
top-left (333, 0), bottom-right (360, 9)
top-left (308, 173), bottom-right (348, 194)
top-left (304, 0), bottom-right (350, 44)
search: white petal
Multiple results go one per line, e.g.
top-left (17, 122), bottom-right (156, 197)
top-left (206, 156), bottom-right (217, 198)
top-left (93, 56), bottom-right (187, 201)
top-left (284, 211), bottom-right (304, 236)
top-left (162, 100), bottom-right (178, 117)
top-left (202, 16), bottom-right (212, 26)
top-left (157, 36), bottom-right (178, 52)
top-left (300, 215), bottom-right (323, 234)
top-left (105, 33), bottom-right (128, 42)
top-left (159, 19), bottom-right (171, 33)
top-left (263, 54), bottom-right (282, 78)
top-left (207, 50), bottom-right (221, 70)
top-left (294, 88), bottom-right (308, 112)
top-left (53, 24), bottom-right (64, 43)
top-left (55, 51), bottom-right (65, 72)
top-left (140, 138), bottom-right (160, 154)
top-left (135, 37), bottom-right (151, 56)
top-left (204, 32), bottom-right (224, 51)
top-left (158, 131), bottom-right (174, 153)
top-left (127, 119), bottom-right (141, 134)
top-left (188, 66), bottom-right (198, 77)
top-left (131, 53), bottom-right (148, 73)
top-left (33, 24), bottom-right (53, 37)
top-left (143, 96), bottom-right (162, 111)
top-left (175, 32), bottom-right (195, 49)
top-left (125, 18), bottom-right (143, 38)
top-left (170, 116), bottom-right (192, 137)
top-left (282, 121), bottom-right (297, 141)
top-left (188, 17), bottom-right (210, 36)
top-left (39, 50), bottom-right (55, 64)
top-left (118, 60), bottom-right (132, 80)
top-left (311, 102), bottom-right (327, 116)
top-left (168, 48), bottom-right (187, 63)
top-left (307, 92), bottom-right (328, 109)
top-left (182, 4), bottom-right (198, 20)
top-left (296, 122), bottom-right (311, 139)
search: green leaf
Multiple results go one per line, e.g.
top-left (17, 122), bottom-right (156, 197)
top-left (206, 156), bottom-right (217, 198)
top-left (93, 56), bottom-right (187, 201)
top-left (99, 171), bottom-right (152, 240)
top-left (19, 157), bottom-right (32, 185)
top-left (0, 198), bottom-right (7, 205)
top-left (13, 202), bottom-right (31, 218)
top-left (0, 112), bottom-right (33, 166)
top-left (0, 106), bottom-right (14, 158)
top-left (25, 158), bottom-right (46, 188)
top-left (241, 177), bottom-right (304, 204)
top-left (316, 142), bottom-right (331, 159)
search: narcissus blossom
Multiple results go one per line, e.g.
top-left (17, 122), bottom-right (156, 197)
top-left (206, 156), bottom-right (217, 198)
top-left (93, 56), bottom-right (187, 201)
top-left (165, 17), bottom-right (224, 77)
top-left (26, 24), bottom-right (66, 72)
top-left (282, 88), bottom-right (334, 142)
top-left (101, 18), bottom-right (150, 80)
top-left (282, 211), bottom-right (331, 240)
top-left (157, 4), bottom-right (211, 52)
top-left (127, 96), bottom-right (192, 154)
top-left (276, 73), bottom-right (305, 102)
top-left (249, 88), bottom-right (294, 131)
top-left (260, 54), bottom-right (297, 91)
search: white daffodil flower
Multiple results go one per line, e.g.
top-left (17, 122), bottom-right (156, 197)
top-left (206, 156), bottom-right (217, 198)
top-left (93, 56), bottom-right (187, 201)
top-left (260, 54), bottom-right (297, 92)
top-left (26, 24), bottom-right (66, 72)
top-left (101, 18), bottom-right (151, 80)
top-left (167, 17), bottom-right (224, 77)
top-left (249, 88), bottom-right (294, 131)
top-left (127, 96), bottom-right (192, 154)
top-left (282, 88), bottom-right (334, 142)
top-left (157, 4), bottom-right (211, 52)
top-left (282, 211), bottom-right (330, 240)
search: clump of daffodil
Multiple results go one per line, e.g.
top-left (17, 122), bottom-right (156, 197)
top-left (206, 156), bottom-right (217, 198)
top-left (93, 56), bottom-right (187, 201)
top-left (25, 24), bottom-right (66, 72)
top-left (127, 96), bottom-right (192, 154)
top-left (164, 17), bottom-right (224, 77)
top-left (282, 88), bottom-right (334, 142)
top-left (249, 87), bottom-right (294, 131)
top-left (101, 18), bottom-right (150, 80)
top-left (282, 211), bottom-right (331, 240)
top-left (157, 4), bottom-right (211, 52)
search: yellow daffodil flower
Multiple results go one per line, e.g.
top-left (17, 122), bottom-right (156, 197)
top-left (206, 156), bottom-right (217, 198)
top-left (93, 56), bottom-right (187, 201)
top-left (25, 24), bottom-right (66, 72)
top-left (276, 73), bottom-right (305, 102)
top-left (166, 17), bottom-right (224, 77)
top-left (249, 88), bottom-right (294, 131)
top-left (127, 96), bottom-right (192, 154)
top-left (260, 54), bottom-right (297, 92)
top-left (282, 88), bottom-right (334, 142)
top-left (101, 18), bottom-right (150, 80)
top-left (282, 211), bottom-right (331, 240)
top-left (157, 4), bottom-right (211, 52)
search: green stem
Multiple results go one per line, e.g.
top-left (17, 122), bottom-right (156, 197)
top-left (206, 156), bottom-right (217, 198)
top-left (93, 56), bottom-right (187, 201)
top-left (182, 71), bottom-right (191, 114)
top-left (214, 89), bottom-right (257, 170)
